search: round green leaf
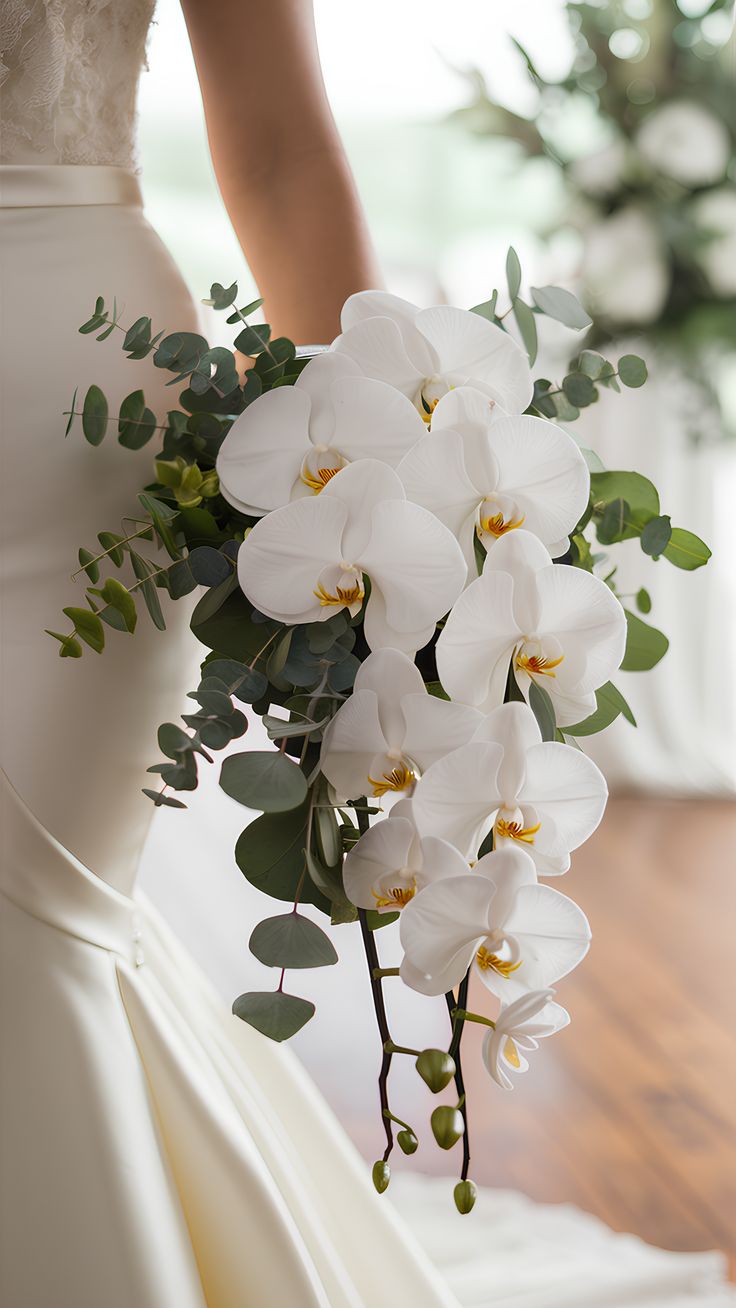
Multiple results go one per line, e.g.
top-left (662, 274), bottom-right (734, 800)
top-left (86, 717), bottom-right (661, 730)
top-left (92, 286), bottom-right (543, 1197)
top-left (249, 913), bottom-right (338, 969)
top-left (640, 515), bottom-right (672, 558)
top-left (232, 990), bottom-right (315, 1041)
top-left (562, 372), bottom-right (596, 408)
top-left (235, 803), bottom-right (330, 911)
top-left (531, 285), bottom-right (592, 330)
top-left (220, 750), bottom-right (307, 812)
top-left (590, 470), bottom-right (659, 519)
top-left (618, 354), bottom-right (648, 388)
top-left (61, 606), bottom-right (105, 654)
top-left (188, 546), bottom-right (232, 587)
top-left (635, 587), bottom-right (652, 614)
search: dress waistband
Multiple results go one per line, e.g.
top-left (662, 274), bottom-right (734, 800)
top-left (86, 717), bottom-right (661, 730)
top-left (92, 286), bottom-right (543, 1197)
top-left (0, 164), bottom-right (143, 209)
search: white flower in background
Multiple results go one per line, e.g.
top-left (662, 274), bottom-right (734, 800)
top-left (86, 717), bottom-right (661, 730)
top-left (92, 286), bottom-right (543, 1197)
top-left (636, 100), bottom-right (730, 188)
top-left (398, 386), bottom-right (590, 575)
top-left (320, 647), bottom-right (481, 801)
top-left (332, 290), bottom-right (534, 419)
top-left (581, 207), bottom-right (669, 325)
top-left (216, 351), bottom-right (426, 516)
top-left (237, 459), bottom-right (466, 654)
top-left (399, 846), bottom-right (591, 998)
top-left (482, 989), bottom-right (570, 1090)
top-left (343, 799), bottom-right (469, 914)
top-left (569, 138), bottom-right (629, 197)
top-left (436, 530), bottom-right (627, 727)
top-left (411, 702), bottom-right (607, 872)
top-left (691, 187), bottom-right (736, 297)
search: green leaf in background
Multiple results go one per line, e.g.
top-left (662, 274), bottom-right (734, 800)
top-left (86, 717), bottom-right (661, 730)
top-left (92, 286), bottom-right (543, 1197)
top-left (620, 610), bottom-right (669, 672)
top-left (203, 281), bottom-right (238, 310)
top-left (635, 587), bottom-right (652, 614)
top-left (90, 577), bottom-right (137, 632)
top-left (640, 515), bottom-right (672, 559)
top-left (513, 298), bottom-right (538, 365)
top-left (562, 371), bottom-right (596, 408)
top-left (78, 547), bottom-right (100, 583)
top-left (470, 290), bottom-right (498, 321)
top-left (81, 385), bottom-right (108, 446)
top-left (232, 990), bottom-right (315, 1041)
top-left (662, 528), bottom-right (711, 571)
top-left (565, 681), bottom-right (637, 736)
top-left (590, 470), bottom-right (660, 523)
top-left (618, 354), bottom-right (648, 388)
top-left (305, 848), bottom-right (358, 925)
top-left (226, 297), bottom-right (265, 324)
top-left (219, 750), bottom-right (307, 811)
top-left (46, 629), bottom-right (83, 658)
top-left (531, 285), bottom-right (592, 330)
top-left (596, 497), bottom-right (629, 545)
top-left (248, 913), bottom-right (338, 969)
top-left (528, 680), bottom-right (556, 741)
top-left (61, 606), bottom-right (105, 654)
top-left (141, 789), bottom-right (188, 810)
top-left (364, 909), bottom-right (400, 931)
top-left (97, 530), bottom-right (126, 566)
top-left (204, 657), bottom-right (268, 704)
top-left (158, 721), bottom-right (193, 758)
top-left (187, 545), bottom-right (232, 588)
top-left (506, 246), bottom-right (522, 301)
top-left (235, 803), bottom-right (330, 912)
top-left (64, 387), bottom-right (78, 436)
top-left (234, 323), bottom-right (272, 355)
top-left (118, 389), bottom-right (157, 450)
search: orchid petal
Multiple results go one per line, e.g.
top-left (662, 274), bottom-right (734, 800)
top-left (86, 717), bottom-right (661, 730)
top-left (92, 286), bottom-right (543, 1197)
top-left (330, 376), bottom-right (427, 466)
top-left (397, 430), bottom-right (482, 537)
top-left (216, 385), bottom-right (311, 515)
top-left (343, 815), bottom-right (417, 910)
top-left (361, 585), bottom-right (435, 655)
top-left (415, 306), bottom-right (533, 412)
top-left (237, 495), bottom-right (346, 623)
top-left (518, 742), bottom-right (608, 857)
top-left (474, 847), bottom-right (538, 926)
top-left (332, 317), bottom-right (429, 397)
top-left (340, 291), bottom-right (439, 376)
top-left (535, 566), bottom-right (627, 709)
top-left (399, 873), bottom-right (496, 994)
top-left (504, 883), bottom-right (591, 988)
top-left (400, 694), bottom-right (482, 774)
top-left (321, 459), bottom-right (404, 560)
top-left (296, 351), bottom-right (361, 444)
top-left (361, 500), bottom-right (467, 636)
top-left (411, 742), bottom-right (503, 857)
top-left (435, 570), bottom-right (519, 712)
top-left (432, 384), bottom-right (504, 436)
top-left (487, 415), bottom-right (590, 549)
top-left (319, 690), bottom-right (389, 799)
top-left (472, 702), bottom-right (541, 802)
top-left (418, 836), bottom-right (472, 886)
top-left (353, 649), bottom-right (425, 749)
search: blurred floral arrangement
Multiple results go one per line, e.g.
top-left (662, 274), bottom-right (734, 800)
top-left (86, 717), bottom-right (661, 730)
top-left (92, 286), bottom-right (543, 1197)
top-left (53, 264), bottom-right (709, 1212)
top-left (456, 0), bottom-right (736, 437)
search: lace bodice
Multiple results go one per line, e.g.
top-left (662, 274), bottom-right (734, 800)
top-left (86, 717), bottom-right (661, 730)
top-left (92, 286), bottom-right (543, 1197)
top-left (0, 0), bottom-right (156, 167)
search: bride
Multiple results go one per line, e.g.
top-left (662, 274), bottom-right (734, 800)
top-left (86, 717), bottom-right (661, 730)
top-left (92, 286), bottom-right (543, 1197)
top-left (0, 3), bottom-right (732, 1305)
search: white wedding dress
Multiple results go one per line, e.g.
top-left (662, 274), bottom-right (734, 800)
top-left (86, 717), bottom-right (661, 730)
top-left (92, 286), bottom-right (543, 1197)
top-left (0, 4), bottom-right (733, 1306)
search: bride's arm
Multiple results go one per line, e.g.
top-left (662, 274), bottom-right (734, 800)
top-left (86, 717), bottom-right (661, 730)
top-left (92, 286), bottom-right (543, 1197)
top-left (180, 0), bottom-right (382, 342)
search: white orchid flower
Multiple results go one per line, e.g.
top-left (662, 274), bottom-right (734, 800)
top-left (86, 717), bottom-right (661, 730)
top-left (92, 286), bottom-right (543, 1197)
top-left (398, 386), bottom-right (590, 575)
top-left (343, 799), bottom-right (469, 915)
top-left (410, 702), bottom-right (607, 873)
top-left (331, 291), bottom-right (533, 422)
top-left (482, 989), bottom-right (569, 1091)
top-left (320, 647), bottom-right (482, 801)
top-left (216, 351), bottom-right (427, 516)
top-left (237, 459), bottom-right (467, 654)
top-left (436, 530), bottom-right (627, 726)
top-left (399, 846), bottom-right (591, 999)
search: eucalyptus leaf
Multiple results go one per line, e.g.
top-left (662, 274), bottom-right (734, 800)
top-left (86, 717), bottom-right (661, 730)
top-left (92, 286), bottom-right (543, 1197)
top-left (620, 610), bottom-right (669, 672)
top-left (506, 247), bottom-right (522, 301)
top-left (78, 547), bottom-right (100, 583)
top-left (232, 990), bottom-right (315, 1042)
top-left (562, 372), bottom-right (596, 408)
top-left (235, 804), bottom-right (330, 911)
top-left (90, 577), bottom-right (137, 632)
top-left (62, 607), bottom-right (105, 654)
top-left (82, 385), bottom-right (108, 446)
top-left (249, 913), bottom-right (338, 969)
top-left (636, 587), bottom-right (652, 613)
top-left (565, 682), bottom-right (636, 736)
top-left (187, 546), bottom-right (232, 587)
top-left (590, 471), bottom-right (659, 518)
top-left (528, 680), bottom-right (556, 741)
top-left (64, 388), bottom-right (78, 436)
top-left (618, 354), bottom-right (648, 388)
top-left (531, 285), bottom-right (591, 329)
top-left (662, 528), bottom-right (711, 571)
top-left (219, 750), bottom-right (307, 811)
top-left (142, 788), bottom-right (187, 809)
top-left (512, 298), bottom-right (538, 365)
top-left (204, 658), bottom-right (268, 703)
top-left (640, 515), bottom-right (672, 558)
top-left (46, 629), bottom-right (83, 658)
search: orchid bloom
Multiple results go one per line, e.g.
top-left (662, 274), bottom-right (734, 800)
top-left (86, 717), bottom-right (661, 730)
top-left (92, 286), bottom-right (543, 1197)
top-left (482, 990), bottom-right (570, 1090)
top-left (320, 647), bottom-right (481, 801)
top-left (398, 386), bottom-right (590, 576)
top-left (216, 351), bottom-right (426, 516)
top-left (237, 459), bottom-right (467, 654)
top-left (399, 846), bottom-right (591, 1000)
top-left (410, 702), bottom-right (607, 873)
top-left (343, 799), bottom-right (469, 915)
top-left (436, 530), bottom-right (627, 726)
top-left (331, 291), bottom-right (533, 422)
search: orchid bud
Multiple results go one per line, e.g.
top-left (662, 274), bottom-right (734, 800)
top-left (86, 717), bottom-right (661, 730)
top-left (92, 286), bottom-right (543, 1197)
top-left (430, 1105), bottom-right (464, 1150)
top-left (371, 1160), bottom-right (390, 1193)
top-left (397, 1128), bottom-right (418, 1155)
top-left (453, 1179), bottom-right (477, 1214)
top-left (415, 1048), bottom-right (456, 1094)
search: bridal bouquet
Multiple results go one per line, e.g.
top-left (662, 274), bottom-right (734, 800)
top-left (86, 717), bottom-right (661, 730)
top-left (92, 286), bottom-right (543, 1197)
top-left (55, 258), bottom-right (710, 1211)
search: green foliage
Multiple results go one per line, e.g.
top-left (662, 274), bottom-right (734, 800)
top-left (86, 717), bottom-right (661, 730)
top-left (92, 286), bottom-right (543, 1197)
top-left (235, 803), bottom-right (330, 912)
top-left (618, 355), bottom-right (648, 389)
top-left (531, 285), bottom-right (591, 330)
top-left (620, 610), bottom-right (670, 672)
top-left (219, 750), bottom-right (308, 812)
top-left (565, 682), bottom-right (636, 737)
top-left (512, 297), bottom-right (537, 365)
top-left (232, 990), bottom-right (315, 1041)
top-left (663, 528), bottom-right (711, 571)
top-left (81, 385), bottom-right (108, 446)
top-left (528, 680), bottom-right (556, 741)
top-left (248, 913), bottom-right (338, 969)
top-left (506, 246), bottom-right (522, 301)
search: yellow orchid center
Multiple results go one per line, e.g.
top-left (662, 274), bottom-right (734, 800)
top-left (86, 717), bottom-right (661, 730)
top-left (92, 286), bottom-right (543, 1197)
top-left (372, 879), bottom-right (417, 910)
top-left (515, 638), bottom-right (564, 680)
top-left (414, 375), bottom-right (452, 424)
top-left (477, 494), bottom-right (526, 540)
top-left (300, 446), bottom-right (346, 494)
top-left (313, 579), bottom-right (364, 608)
top-left (502, 1037), bottom-right (521, 1068)
top-left (367, 763), bottom-right (416, 798)
top-left (478, 509), bottom-right (526, 538)
top-left (495, 816), bottom-right (541, 846)
top-left (476, 946), bottom-right (522, 978)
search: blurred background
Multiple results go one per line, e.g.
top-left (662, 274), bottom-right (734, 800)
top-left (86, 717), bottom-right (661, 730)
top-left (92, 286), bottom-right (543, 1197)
top-left (139, 0), bottom-right (736, 1269)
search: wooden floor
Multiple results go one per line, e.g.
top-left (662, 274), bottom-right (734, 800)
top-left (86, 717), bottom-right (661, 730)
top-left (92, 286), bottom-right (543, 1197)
top-left (433, 797), bottom-right (736, 1268)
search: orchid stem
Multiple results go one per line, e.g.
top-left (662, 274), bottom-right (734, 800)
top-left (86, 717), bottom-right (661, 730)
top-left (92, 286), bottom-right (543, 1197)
top-left (447, 970), bottom-right (471, 1181)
